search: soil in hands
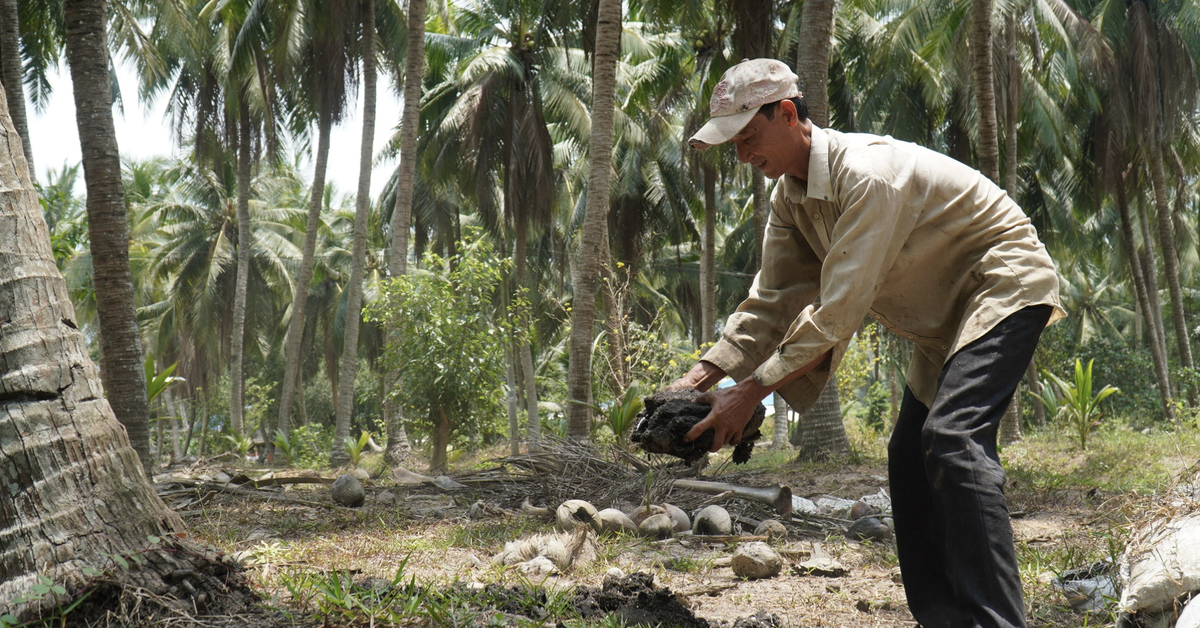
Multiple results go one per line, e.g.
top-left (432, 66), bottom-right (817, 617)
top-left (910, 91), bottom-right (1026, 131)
top-left (631, 389), bottom-right (766, 464)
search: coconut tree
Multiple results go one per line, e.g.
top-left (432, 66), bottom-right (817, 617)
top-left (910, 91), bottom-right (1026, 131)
top-left (566, 0), bottom-right (622, 440)
top-left (0, 84), bottom-right (190, 622)
top-left (276, 0), bottom-right (360, 441)
top-left (383, 0), bottom-right (427, 462)
top-left (63, 0), bottom-right (153, 469)
top-left (0, 0), bottom-right (35, 180)
top-left (332, 0), bottom-right (380, 465)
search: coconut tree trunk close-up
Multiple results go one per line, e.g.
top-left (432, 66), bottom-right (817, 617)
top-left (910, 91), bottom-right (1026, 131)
top-left (385, 0), bottom-right (426, 465)
top-left (971, 0), bottom-right (1000, 183)
top-left (565, 0), bottom-right (620, 442)
top-left (229, 99), bottom-right (253, 437)
top-left (333, 0), bottom-right (378, 466)
top-left (0, 0), bottom-right (34, 181)
top-left (790, 373), bottom-right (849, 459)
top-left (795, 0), bottom-right (834, 127)
top-left (64, 0), bottom-right (153, 471)
top-left (0, 84), bottom-right (188, 620)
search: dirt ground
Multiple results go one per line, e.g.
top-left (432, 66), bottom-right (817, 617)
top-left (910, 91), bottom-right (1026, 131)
top-left (163, 446), bottom-right (1124, 628)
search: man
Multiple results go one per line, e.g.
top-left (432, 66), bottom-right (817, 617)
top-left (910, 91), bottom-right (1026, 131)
top-left (671, 58), bottom-right (1064, 628)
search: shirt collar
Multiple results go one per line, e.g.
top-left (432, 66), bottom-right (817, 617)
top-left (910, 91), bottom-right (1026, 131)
top-left (780, 125), bottom-right (831, 205)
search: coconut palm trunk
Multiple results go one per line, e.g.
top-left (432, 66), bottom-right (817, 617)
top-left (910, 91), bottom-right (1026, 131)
top-left (971, 0), bottom-right (1000, 182)
top-left (565, 0), bottom-right (621, 441)
top-left (700, 164), bottom-right (716, 345)
top-left (513, 213), bottom-right (541, 451)
top-left (0, 0), bottom-right (34, 181)
top-left (999, 13), bottom-right (1025, 442)
top-left (791, 0), bottom-right (850, 456)
top-left (0, 85), bottom-right (189, 619)
top-left (1115, 173), bottom-right (1173, 417)
top-left (64, 0), bottom-right (153, 471)
top-left (795, 0), bottom-right (834, 126)
top-left (332, 0), bottom-right (378, 466)
top-left (1148, 144), bottom-right (1195, 374)
top-left (772, 391), bottom-right (790, 449)
top-left (277, 110), bottom-right (334, 439)
top-left (1137, 196), bottom-right (1170, 369)
top-left (229, 99), bottom-right (253, 437)
top-left (384, 0), bottom-right (425, 465)
top-left (790, 373), bottom-right (850, 459)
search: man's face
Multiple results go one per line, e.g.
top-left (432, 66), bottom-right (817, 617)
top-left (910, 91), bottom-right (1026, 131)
top-left (730, 106), bottom-right (796, 179)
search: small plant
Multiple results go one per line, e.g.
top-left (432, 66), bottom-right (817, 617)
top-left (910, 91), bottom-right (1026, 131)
top-left (1038, 359), bottom-right (1119, 450)
top-left (604, 382), bottom-right (645, 446)
top-left (273, 429), bottom-right (298, 466)
top-left (223, 432), bottom-right (254, 462)
top-left (343, 431), bottom-right (372, 467)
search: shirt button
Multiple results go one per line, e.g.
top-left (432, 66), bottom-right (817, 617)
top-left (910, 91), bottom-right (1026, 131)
top-left (813, 214), bottom-right (820, 220)
top-left (942, 345), bottom-right (947, 350)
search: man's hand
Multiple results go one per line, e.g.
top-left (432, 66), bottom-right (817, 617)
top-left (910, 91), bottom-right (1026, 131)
top-left (685, 380), bottom-right (767, 452)
top-left (668, 361), bottom-right (726, 392)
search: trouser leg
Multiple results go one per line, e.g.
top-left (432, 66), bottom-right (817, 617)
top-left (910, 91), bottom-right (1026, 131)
top-left (891, 304), bottom-right (1053, 628)
top-left (890, 387), bottom-right (969, 626)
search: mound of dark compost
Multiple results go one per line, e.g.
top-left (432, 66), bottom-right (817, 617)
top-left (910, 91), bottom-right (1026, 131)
top-left (573, 572), bottom-right (709, 627)
top-left (630, 389), bottom-right (765, 464)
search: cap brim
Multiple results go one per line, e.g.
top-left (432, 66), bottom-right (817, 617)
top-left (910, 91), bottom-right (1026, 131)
top-left (688, 107), bottom-right (760, 150)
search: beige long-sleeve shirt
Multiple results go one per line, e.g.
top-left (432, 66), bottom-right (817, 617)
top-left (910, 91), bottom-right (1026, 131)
top-left (702, 126), bottom-right (1065, 412)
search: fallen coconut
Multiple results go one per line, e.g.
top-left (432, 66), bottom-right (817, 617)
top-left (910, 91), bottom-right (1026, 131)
top-left (595, 508), bottom-right (637, 535)
top-left (630, 389), bottom-right (766, 464)
top-left (556, 499), bottom-right (600, 532)
top-left (662, 503), bottom-right (691, 532)
top-left (692, 505), bottom-right (733, 536)
top-left (330, 474), bottom-right (365, 508)
top-left (731, 541), bottom-right (783, 580)
top-left (754, 519), bottom-right (788, 541)
top-left (639, 513), bottom-right (675, 540)
top-left (630, 504), bottom-right (666, 525)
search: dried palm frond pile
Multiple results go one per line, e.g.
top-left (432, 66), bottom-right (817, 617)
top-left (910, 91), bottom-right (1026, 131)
top-left (452, 436), bottom-right (848, 536)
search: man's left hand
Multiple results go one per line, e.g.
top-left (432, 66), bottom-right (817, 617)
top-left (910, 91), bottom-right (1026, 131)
top-left (685, 382), bottom-right (763, 452)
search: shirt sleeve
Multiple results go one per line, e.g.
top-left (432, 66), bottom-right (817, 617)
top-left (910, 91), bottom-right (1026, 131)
top-left (752, 173), bottom-right (913, 387)
top-left (701, 203), bottom-right (823, 381)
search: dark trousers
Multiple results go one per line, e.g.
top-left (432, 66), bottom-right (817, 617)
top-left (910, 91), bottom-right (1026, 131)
top-left (888, 305), bottom-right (1053, 628)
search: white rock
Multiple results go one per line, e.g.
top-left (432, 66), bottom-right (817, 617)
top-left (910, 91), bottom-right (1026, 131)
top-left (1177, 596), bottom-right (1200, 628)
top-left (349, 468), bottom-right (370, 482)
top-left (732, 541), bottom-right (783, 580)
top-left (605, 567), bottom-right (627, 580)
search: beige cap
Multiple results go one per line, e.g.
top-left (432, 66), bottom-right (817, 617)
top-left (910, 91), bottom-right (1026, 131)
top-left (689, 58), bottom-right (801, 150)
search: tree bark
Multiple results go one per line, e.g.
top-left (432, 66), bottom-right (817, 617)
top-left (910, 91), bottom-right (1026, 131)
top-left (512, 213), bottom-right (541, 451)
top-left (1148, 145), bottom-right (1195, 373)
top-left (700, 164), bottom-right (716, 345)
top-left (795, 0), bottom-right (835, 127)
top-left (64, 0), bottom-right (153, 471)
top-left (0, 84), bottom-right (186, 618)
top-left (998, 393), bottom-right (1022, 446)
top-left (1137, 194), bottom-right (1170, 371)
top-left (384, 0), bottom-right (426, 463)
top-left (565, 0), bottom-right (620, 441)
top-left (999, 13), bottom-right (1027, 438)
top-left (0, 0), bottom-right (34, 182)
top-left (752, 171), bottom-right (767, 269)
top-left (229, 99), bottom-right (253, 436)
top-left (772, 391), bottom-right (790, 449)
top-left (971, 0), bottom-right (1000, 182)
top-left (790, 374), bottom-right (850, 459)
top-left (276, 111), bottom-right (332, 440)
top-left (1117, 173), bottom-right (1173, 417)
top-left (332, 0), bottom-right (377, 466)
top-left (505, 341), bottom-right (520, 455)
top-left (430, 406), bottom-right (450, 473)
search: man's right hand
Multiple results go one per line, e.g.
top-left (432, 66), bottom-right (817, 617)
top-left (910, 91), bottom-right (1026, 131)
top-left (667, 361), bottom-right (727, 393)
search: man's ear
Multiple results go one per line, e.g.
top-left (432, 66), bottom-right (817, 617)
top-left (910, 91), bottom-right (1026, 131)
top-left (781, 99), bottom-right (799, 127)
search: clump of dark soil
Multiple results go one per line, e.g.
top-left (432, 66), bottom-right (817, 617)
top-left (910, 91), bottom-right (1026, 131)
top-left (631, 389), bottom-right (765, 464)
top-left (573, 572), bottom-right (709, 627)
